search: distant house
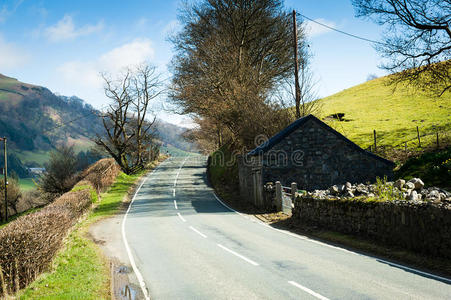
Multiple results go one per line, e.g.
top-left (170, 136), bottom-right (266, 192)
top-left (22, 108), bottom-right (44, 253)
top-left (238, 114), bottom-right (394, 207)
top-left (28, 168), bottom-right (46, 176)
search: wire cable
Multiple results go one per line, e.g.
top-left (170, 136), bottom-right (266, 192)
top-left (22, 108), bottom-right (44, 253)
top-left (41, 103), bottom-right (107, 135)
top-left (297, 12), bottom-right (391, 47)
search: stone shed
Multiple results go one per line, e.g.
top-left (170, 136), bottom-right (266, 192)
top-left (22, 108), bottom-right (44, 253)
top-left (238, 114), bottom-right (395, 207)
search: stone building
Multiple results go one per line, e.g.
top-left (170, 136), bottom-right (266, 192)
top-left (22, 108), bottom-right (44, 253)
top-left (238, 114), bottom-right (394, 208)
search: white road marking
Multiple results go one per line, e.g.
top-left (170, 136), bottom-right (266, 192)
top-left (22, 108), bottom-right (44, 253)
top-left (174, 200), bottom-right (178, 209)
top-left (122, 159), bottom-right (170, 300)
top-left (172, 188), bottom-right (175, 197)
top-left (173, 156), bottom-right (189, 187)
top-left (211, 184), bottom-right (451, 283)
top-left (189, 226), bottom-right (207, 238)
top-left (288, 281), bottom-right (330, 300)
top-left (177, 212), bottom-right (186, 222)
top-left (217, 244), bottom-right (259, 266)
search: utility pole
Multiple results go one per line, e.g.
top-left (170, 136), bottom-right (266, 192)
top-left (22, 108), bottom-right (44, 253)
top-left (292, 10), bottom-right (301, 119)
top-left (0, 137), bottom-right (7, 222)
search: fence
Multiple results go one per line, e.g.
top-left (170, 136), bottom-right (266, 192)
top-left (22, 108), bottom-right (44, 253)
top-left (273, 181), bottom-right (298, 214)
top-left (366, 127), bottom-right (450, 162)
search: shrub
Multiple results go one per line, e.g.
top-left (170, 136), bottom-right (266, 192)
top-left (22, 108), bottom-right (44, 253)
top-left (80, 158), bottom-right (120, 193)
top-left (15, 189), bottom-right (52, 214)
top-left (0, 157), bottom-right (121, 296)
top-left (374, 176), bottom-right (403, 201)
top-left (0, 188), bottom-right (92, 295)
top-left (0, 178), bottom-right (22, 217)
top-left (39, 145), bottom-right (78, 195)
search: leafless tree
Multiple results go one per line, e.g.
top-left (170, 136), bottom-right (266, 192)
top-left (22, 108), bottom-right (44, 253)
top-left (170, 0), bottom-right (308, 149)
top-left (95, 65), bottom-right (162, 174)
top-left (353, 0), bottom-right (451, 96)
top-left (131, 65), bottom-right (163, 165)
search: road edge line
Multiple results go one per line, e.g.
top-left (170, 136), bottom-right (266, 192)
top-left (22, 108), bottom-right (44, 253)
top-left (210, 183), bottom-right (451, 283)
top-left (288, 281), bottom-right (329, 300)
top-left (121, 159), bottom-right (169, 300)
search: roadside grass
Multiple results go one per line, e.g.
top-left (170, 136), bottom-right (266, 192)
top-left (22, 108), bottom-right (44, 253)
top-left (18, 160), bottom-right (161, 299)
top-left (316, 76), bottom-right (451, 149)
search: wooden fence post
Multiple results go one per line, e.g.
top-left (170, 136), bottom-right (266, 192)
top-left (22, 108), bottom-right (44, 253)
top-left (417, 126), bottom-right (421, 147)
top-left (373, 130), bottom-right (377, 152)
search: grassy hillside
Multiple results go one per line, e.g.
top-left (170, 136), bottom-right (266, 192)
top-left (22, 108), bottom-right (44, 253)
top-left (316, 76), bottom-right (451, 149)
top-left (0, 73), bottom-right (196, 170)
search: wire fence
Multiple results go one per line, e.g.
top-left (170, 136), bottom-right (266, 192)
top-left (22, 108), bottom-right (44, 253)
top-left (365, 127), bottom-right (451, 162)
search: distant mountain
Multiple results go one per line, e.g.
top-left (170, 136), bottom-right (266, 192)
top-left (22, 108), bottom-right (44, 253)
top-left (0, 73), bottom-right (196, 173)
top-left (0, 74), bottom-right (102, 153)
top-left (156, 120), bottom-right (198, 153)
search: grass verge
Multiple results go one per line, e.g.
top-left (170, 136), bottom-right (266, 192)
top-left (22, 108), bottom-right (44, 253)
top-left (18, 159), bottom-right (162, 299)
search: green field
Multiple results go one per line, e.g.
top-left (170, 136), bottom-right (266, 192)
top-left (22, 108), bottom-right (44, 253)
top-left (316, 76), bottom-right (451, 149)
top-left (16, 150), bottom-right (51, 166)
top-left (18, 178), bottom-right (36, 191)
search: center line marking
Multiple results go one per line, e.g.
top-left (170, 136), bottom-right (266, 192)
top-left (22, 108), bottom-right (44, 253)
top-left (173, 156), bottom-right (189, 187)
top-left (217, 244), bottom-right (259, 266)
top-left (172, 188), bottom-right (175, 197)
top-left (177, 212), bottom-right (186, 222)
top-left (174, 200), bottom-right (178, 209)
top-left (288, 281), bottom-right (329, 300)
top-left (189, 226), bottom-right (207, 238)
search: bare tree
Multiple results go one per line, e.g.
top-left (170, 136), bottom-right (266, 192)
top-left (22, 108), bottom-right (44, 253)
top-left (39, 145), bottom-right (78, 195)
top-left (352, 0), bottom-right (451, 96)
top-left (131, 65), bottom-right (163, 165)
top-left (95, 65), bottom-right (162, 174)
top-left (170, 0), bottom-right (308, 149)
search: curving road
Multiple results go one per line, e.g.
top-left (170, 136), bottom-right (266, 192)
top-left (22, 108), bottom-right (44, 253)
top-left (123, 156), bottom-right (451, 299)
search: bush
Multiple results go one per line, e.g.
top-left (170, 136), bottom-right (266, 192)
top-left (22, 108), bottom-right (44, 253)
top-left (39, 145), bottom-right (78, 195)
top-left (0, 178), bottom-right (22, 217)
top-left (15, 189), bottom-right (52, 214)
top-left (79, 158), bottom-right (120, 193)
top-left (0, 158), bottom-right (121, 296)
top-left (0, 188), bottom-right (93, 295)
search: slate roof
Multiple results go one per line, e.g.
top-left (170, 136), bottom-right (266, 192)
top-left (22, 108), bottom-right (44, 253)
top-left (247, 114), bottom-right (394, 166)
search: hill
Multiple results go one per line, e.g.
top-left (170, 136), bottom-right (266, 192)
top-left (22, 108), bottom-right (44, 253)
top-left (0, 74), bottom-right (196, 173)
top-left (316, 75), bottom-right (451, 150)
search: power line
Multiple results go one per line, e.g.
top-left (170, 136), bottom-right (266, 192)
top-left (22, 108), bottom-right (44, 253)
top-left (297, 12), bottom-right (390, 47)
top-left (41, 104), bottom-right (107, 135)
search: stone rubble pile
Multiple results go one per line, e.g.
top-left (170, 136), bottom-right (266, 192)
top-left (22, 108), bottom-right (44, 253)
top-left (307, 178), bottom-right (451, 203)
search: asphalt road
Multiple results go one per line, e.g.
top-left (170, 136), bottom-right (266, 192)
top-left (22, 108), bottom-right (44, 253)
top-left (123, 156), bottom-right (451, 299)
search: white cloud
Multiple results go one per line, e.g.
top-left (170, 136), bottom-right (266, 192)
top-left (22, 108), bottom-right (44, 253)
top-left (44, 15), bottom-right (104, 42)
top-left (0, 35), bottom-right (29, 70)
top-left (57, 39), bottom-right (155, 91)
top-left (99, 39), bottom-right (155, 73)
top-left (305, 18), bottom-right (336, 38)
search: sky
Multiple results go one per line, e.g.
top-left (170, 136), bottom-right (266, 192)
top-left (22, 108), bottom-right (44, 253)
top-left (0, 0), bottom-right (388, 127)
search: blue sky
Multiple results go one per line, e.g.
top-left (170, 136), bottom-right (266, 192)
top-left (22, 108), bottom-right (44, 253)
top-left (0, 0), bottom-right (387, 126)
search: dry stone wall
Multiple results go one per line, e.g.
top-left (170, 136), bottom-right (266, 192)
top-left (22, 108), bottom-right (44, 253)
top-left (293, 194), bottom-right (451, 258)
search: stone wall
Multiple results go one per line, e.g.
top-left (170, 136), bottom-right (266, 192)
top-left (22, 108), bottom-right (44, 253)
top-left (293, 196), bottom-right (451, 258)
top-left (261, 119), bottom-right (394, 190)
